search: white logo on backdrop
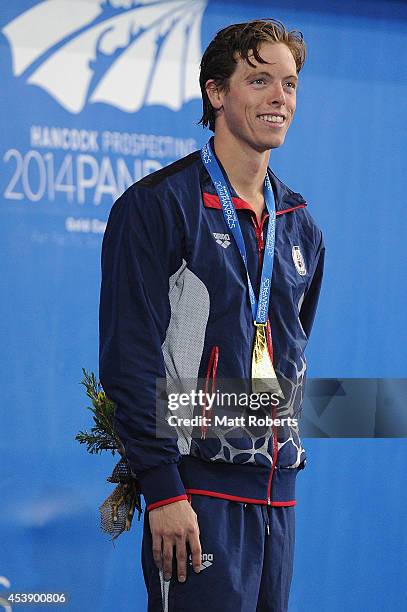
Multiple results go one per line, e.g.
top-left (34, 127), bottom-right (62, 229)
top-left (2, 0), bottom-right (207, 114)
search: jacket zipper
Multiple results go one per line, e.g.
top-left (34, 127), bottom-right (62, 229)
top-left (251, 213), bottom-right (278, 510)
top-left (254, 222), bottom-right (265, 262)
top-left (201, 346), bottom-right (219, 439)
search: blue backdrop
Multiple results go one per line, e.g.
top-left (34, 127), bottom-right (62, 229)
top-left (1, 1), bottom-right (406, 610)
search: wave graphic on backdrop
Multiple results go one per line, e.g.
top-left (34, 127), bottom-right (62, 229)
top-left (2, 0), bottom-right (207, 114)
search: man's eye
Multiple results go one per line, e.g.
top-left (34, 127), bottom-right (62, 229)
top-left (285, 81), bottom-right (296, 89)
top-left (252, 79), bottom-right (265, 85)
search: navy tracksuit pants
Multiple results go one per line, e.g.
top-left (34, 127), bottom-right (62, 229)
top-left (141, 495), bottom-right (295, 612)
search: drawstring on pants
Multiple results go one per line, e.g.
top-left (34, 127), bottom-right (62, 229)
top-left (261, 505), bottom-right (270, 536)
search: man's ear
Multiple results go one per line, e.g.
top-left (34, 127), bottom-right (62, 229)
top-left (205, 79), bottom-right (224, 111)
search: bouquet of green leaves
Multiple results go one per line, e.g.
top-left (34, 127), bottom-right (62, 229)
top-left (76, 369), bottom-right (142, 540)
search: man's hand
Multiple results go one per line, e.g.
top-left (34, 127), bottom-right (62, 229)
top-left (149, 499), bottom-right (201, 583)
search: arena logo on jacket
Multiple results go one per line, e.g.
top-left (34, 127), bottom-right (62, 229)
top-left (1, 0), bottom-right (207, 241)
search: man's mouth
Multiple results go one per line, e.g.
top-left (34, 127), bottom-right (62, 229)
top-left (257, 114), bottom-right (286, 125)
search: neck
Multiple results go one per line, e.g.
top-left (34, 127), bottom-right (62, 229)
top-left (213, 132), bottom-right (270, 208)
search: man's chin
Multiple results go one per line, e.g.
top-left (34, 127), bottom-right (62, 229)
top-left (254, 133), bottom-right (287, 151)
top-left (245, 134), bottom-right (286, 153)
top-left (267, 135), bottom-right (286, 150)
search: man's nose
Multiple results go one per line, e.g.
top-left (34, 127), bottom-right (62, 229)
top-left (267, 82), bottom-right (285, 105)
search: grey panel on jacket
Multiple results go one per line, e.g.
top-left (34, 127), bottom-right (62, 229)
top-left (162, 260), bottom-right (210, 455)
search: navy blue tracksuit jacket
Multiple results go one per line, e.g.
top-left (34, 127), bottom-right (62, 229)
top-left (99, 143), bottom-right (324, 512)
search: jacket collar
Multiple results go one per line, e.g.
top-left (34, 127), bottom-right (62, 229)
top-left (199, 137), bottom-right (307, 215)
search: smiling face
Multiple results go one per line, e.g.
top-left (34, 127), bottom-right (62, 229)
top-left (207, 42), bottom-right (298, 153)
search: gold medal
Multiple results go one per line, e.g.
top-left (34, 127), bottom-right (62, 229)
top-left (251, 323), bottom-right (284, 398)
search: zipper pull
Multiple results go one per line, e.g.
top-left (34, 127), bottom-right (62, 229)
top-left (257, 228), bottom-right (264, 254)
top-left (262, 505), bottom-right (271, 536)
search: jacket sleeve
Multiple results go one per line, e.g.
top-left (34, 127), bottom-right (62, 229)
top-left (99, 184), bottom-right (188, 511)
top-left (299, 231), bottom-right (325, 339)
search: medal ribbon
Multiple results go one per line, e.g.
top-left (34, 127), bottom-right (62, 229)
top-left (201, 139), bottom-right (276, 325)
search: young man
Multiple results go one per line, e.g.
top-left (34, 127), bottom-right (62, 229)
top-left (99, 19), bottom-right (324, 612)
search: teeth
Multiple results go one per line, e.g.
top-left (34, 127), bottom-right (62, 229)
top-left (259, 115), bottom-right (284, 123)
